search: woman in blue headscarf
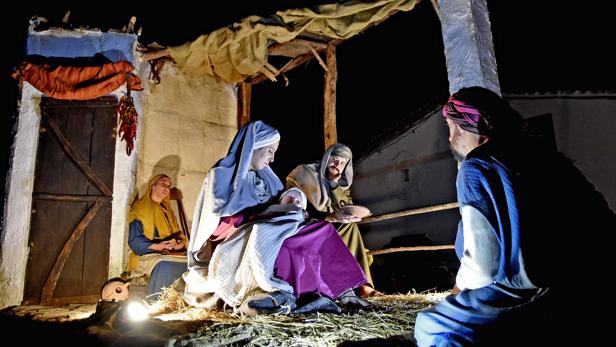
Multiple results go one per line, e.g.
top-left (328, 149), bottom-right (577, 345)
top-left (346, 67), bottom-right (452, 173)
top-left (183, 121), bottom-right (369, 313)
top-left (184, 120), bottom-right (284, 301)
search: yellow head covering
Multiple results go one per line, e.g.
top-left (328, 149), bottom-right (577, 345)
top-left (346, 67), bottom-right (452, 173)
top-left (129, 174), bottom-right (179, 240)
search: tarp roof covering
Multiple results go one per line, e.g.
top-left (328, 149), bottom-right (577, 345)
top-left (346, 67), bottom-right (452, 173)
top-left (168, 0), bottom-right (418, 83)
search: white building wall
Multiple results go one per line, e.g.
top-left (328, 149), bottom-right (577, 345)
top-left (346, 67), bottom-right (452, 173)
top-left (508, 95), bottom-right (616, 210)
top-left (1, 29), bottom-right (142, 307)
top-left (107, 62), bottom-right (145, 278)
top-left (353, 110), bottom-right (459, 251)
top-left (353, 95), bottom-right (616, 254)
top-left (0, 84), bottom-right (43, 307)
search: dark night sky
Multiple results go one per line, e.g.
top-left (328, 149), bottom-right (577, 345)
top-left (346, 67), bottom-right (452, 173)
top-left (2, 1), bottom-right (614, 212)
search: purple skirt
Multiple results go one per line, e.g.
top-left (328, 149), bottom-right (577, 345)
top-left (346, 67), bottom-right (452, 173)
top-left (274, 220), bottom-right (367, 300)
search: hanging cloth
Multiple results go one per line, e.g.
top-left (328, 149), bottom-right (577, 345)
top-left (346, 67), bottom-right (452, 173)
top-left (12, 60), bottom-right (142, 100)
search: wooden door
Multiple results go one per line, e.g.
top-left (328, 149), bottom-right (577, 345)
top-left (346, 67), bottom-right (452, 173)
top-left (24, 96), bottom-right (117, 305)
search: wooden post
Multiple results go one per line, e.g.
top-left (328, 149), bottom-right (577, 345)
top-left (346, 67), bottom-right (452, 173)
top-left (359, 202), bottom-right (459, 224)
top-left (323, 43), bottom-right (338, 149)
top-left (248, 52), bottom-right (315, 85)
top-left (367, 245), bottom-right (455, 256)
top-left (238, 82), bottom-right (251, 128)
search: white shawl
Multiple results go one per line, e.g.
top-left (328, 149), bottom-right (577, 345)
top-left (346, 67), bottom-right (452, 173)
top-left (188, 120), bottom-right (284, 267)
top-left (187, 205), bottom-right (305, 308)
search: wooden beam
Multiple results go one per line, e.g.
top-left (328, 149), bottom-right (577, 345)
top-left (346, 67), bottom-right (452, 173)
top-left (308, 45), bottom-right (328, 72)
top-left (268, 38), bottom-right (328, 58)
top-left (41, 198), bottom-right (104, 306)
top-left (34, 193), bottom-right (112, 202)
top-left (176, 197), bottom-right (190, 240)
top-left (238, 82), bottom-right (252, 128)
top-left (170, 187), bottom-right (190, 239)
top-left (258, 65), bottom-right (278, 82)
top-left (368, 245), bottom-right (455, 256)
top-left (323, 43), bottom-right (338, 149)
top-left (169, 187), bottom-right (183, 200)
top-left (140, 48), bottom-right (172, 62)
top-left (247, 52), bottom-right (314, 85)
top-left (41, 96), bottom-right (117, 108)
top-left (359, 202), bottom-right (459, 225)
top-left (44, 118), bottom-right (113, 196)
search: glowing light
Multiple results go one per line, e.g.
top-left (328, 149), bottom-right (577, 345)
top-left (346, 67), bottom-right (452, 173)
top-left (126, 301), bottom-right (149, 321)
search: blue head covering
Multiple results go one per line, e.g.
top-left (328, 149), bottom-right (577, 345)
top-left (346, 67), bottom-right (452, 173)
top-left (188, 120), bottom-right (283, 263)
top-left (212, 120), bottom-right (283, 216)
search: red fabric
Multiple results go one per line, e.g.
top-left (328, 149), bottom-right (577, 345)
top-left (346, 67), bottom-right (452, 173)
top-left (12, 61), bottom-right (142, 100)
top-left (210, 214), bottom-right (246, 242)
top-left (208, 214), bottom-right (246, 255)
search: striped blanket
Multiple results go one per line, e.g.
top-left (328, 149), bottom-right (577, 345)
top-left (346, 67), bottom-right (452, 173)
top-left (202, 205), bottom-right (305, 308)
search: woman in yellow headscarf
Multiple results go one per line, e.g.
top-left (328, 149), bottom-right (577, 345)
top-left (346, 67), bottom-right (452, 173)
top-left (128, 174), bottom-right (187, 300)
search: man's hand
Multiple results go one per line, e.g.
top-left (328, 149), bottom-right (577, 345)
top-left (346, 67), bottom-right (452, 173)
top-left (326, 211), bottom-right (361, 224)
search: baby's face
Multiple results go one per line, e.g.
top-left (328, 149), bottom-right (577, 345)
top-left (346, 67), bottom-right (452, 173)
top-left (280, 191), bottom-right (303, 208)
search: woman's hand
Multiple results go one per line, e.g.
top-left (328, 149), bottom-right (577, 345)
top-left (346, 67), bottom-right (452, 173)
top-left (171, 238), bottom-right (186, 251)
top-left (148, 240), bottom-right (176, 252)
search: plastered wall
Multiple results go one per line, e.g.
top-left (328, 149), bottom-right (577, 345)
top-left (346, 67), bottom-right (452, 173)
top-left (136, 64), bottom-right (238, 225)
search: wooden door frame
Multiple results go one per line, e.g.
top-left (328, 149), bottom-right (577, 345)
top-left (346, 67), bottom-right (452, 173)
top-left (1, 85), bottom-right (140, 307)
top-left (31, 98), bottom-right (114, 305)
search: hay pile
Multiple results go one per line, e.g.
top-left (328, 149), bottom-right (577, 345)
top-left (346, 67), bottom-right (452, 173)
top-left (149, 290), bottom-right (448, 346)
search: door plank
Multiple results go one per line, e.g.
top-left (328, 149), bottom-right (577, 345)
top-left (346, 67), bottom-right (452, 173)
top-left (88, 105), bottom-right (117, 194)
top-left (43, 116), bottom-right (113, 196)
top-left (34, 193), bottom-right (112, 202)
top-left (26, 97), bottom-right (116, 304)
top-left (40, 198), bottom-right (104, 305)
top-left (82, 107), bottom-right (117, 292)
